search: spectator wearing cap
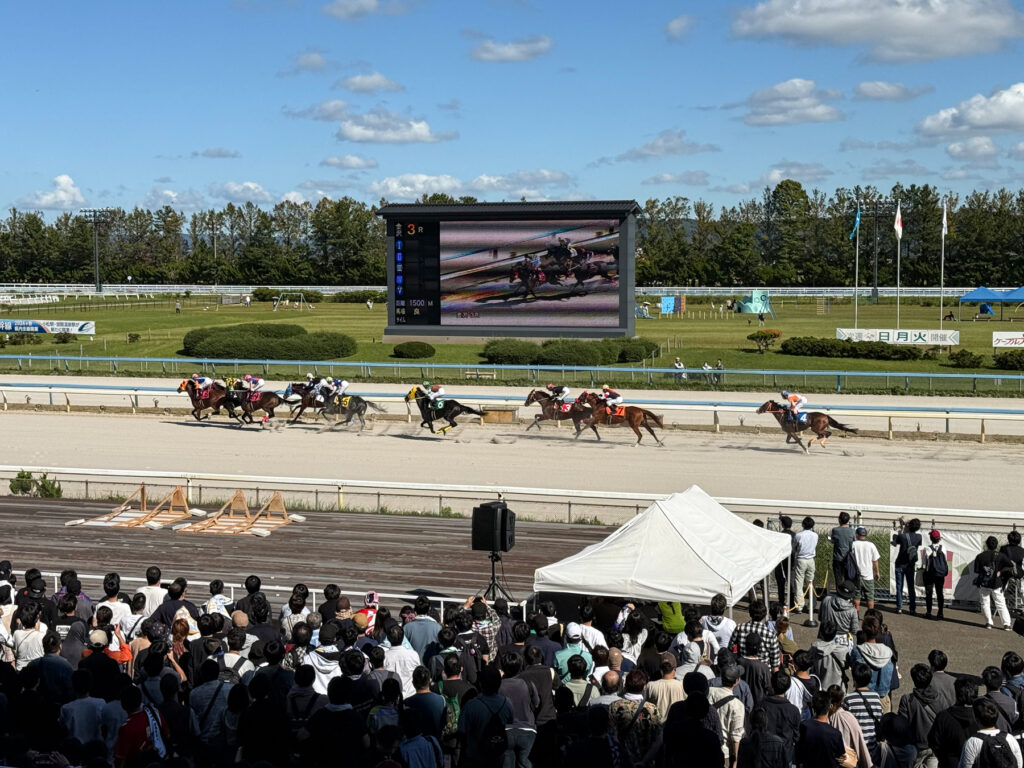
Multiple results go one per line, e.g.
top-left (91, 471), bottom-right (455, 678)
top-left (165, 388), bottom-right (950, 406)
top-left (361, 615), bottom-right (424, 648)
top-left (81, 628), bottom-right (124, 702)
top-left (728, 599), bottom-right (781, 672)
top-left (710, 663), bottom-right (747, 766)
top-left (608, 669), bottom-right (661, 767)
top-left (525, 613), bottom-right (560, 668)
top-left (923, 530), bottom-right (947, 620)
top-left (644, 653), bottom-right (684, 714)
top-left (17, 576), bottom-right (58, 628)
top-left (818, 580), bottom-right (861, 647)
top-left (555, 622), bottom-right (594, 683)
top-left (792, 516), bottom-right (819, 613)
top-left (850, 527), bottom-right (881, 611)
top-left (403, 595), bottom-right (440, 660)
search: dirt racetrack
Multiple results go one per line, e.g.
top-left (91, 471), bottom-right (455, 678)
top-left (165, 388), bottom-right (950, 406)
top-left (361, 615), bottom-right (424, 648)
top-left (1, 410), bottom-right (1020, 513)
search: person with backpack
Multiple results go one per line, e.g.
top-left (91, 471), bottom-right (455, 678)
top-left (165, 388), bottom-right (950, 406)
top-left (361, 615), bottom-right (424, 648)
top-left (974, 537), bottom-right (1014, 631)
top-left (896, 664), bottom-right (941, 766)
top-left (923, 531), bottom-right (949, 621)
top-left (958, 697), bottom-right (1023, 768)
top-left (710, 663), bottom-right (747, 767)
top-left (457, 665), bottom-right (512, 768)
top-left (927, 677), bottom-right (981, 768)
top-left (892, 518), bottom-right (924, 615)
top-left (1001, 532), bottom-right (1024, 614)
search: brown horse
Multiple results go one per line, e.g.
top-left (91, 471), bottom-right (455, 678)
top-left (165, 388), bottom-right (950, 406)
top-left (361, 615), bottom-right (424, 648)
top-left (233, 381), bottom-right (283, 426)
top-left (177, 379), bottom-right (241, 422)
top-left (284, 382), bottom-right (327, 424)
top-left (756, 400), bottom-right (858, 452)
top-left (576, 391), bottom-right (665, 446)
top-left (523, 389), bottom-right (599, 439)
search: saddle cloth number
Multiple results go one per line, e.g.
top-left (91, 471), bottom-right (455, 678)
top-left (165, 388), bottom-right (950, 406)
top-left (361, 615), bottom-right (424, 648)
top-left (559, 403), bottom-right (571, 413)
top-left (340, 396), bottom-right (351, 408)
top-left (199, 389), bottom-right (210, 400)
top-left (249, 392), bottom-right (261, 402)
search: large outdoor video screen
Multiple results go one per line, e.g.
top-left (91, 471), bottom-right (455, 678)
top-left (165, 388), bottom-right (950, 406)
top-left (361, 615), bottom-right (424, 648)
top-left (380, 202), bottom-right (637, 338)
top-left (439, 219), bottom-right (620, 327)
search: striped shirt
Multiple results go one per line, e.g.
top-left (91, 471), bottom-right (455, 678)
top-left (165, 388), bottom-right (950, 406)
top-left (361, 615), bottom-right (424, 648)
top-left (845, 688), bottom-right (883, 754)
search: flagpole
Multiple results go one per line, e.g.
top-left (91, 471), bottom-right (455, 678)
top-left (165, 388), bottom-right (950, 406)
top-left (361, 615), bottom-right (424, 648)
top-left (940, 202), bottom-right (946, 331)
top-left (895, 200), bottom-right (902, 330)
top-left (854, 221), bottom-right (860, 329)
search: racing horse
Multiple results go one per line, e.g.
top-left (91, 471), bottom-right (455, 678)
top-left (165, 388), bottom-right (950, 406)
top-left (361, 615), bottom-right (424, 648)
top-left (177, 379), bottom-right (241, 422)
top-left (523, 389), bottom-right (600, 439)
top-left (507, 263), bottom-right (540, 301)
top-left (404, 386), bottom-right (484, 435)
top-left (283, 382), bottom-right (328, 424)
top-left (756, 400), bottom-right (858, 452)
top-left (233, 381), bottom-right (283, 427)
top-left (575, 391), bottom-right (665, 446)
top-left (320, 391), bottom-right (386, 431)
top-left (568, 260), bottom-right (616, 292)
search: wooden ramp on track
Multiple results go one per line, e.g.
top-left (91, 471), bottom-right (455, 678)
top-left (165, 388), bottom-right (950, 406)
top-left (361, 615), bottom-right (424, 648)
top-left (81, 485), bottom-right (201, 529)
top-left (178, 490), bottom-right (296, 536)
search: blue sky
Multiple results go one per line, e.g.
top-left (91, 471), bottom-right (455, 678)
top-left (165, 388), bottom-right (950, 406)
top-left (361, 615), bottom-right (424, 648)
top-left (4, 0), bottom-right (1024, 216)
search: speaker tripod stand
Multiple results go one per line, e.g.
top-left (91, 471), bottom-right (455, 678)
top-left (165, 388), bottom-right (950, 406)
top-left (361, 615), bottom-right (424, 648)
top-left (482, 551), bottom-right (515, 602)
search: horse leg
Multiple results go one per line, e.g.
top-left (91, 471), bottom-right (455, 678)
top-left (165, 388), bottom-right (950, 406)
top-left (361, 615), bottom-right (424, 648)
top-left (289, 405), bottom-right (306, 424)
top-left (630, 419), bottom-right (643, 446)
top-left (642, 419), bottom-right (662, 445)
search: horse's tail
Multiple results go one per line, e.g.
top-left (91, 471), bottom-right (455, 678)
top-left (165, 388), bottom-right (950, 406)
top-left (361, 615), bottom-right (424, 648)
top-left (826, 415), bottom-right (858, 434)
top-left (364, 400), bottom-right (386, 413)
top-left (641, 409), bottom-right (664, 428)
top-left (460, 403), bottom-right (485, 417)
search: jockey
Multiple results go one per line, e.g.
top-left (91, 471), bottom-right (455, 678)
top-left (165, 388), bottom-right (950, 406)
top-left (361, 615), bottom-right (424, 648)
top-left (418, 380), bottom-right (446, 409)
top-left (599, 384), bottom-right (623, 415)
top-left (546, 383), bottom-right (571, 405)
top-left (781, 389), bottom-right (807, 422)
top-left (191, 373), bottom-right (213, 391)
top-left (243, 373), bottom-right (264, 393)
top-left (334, 379), bottom-right (350, 398)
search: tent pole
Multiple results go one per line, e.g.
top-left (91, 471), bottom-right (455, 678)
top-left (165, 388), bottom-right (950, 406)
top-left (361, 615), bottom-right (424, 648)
top-left (786, 551), bottom-right (793, 616)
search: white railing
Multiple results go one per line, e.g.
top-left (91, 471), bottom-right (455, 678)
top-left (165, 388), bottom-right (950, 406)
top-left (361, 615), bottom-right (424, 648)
top-left (2, 464), bottom-right (1021, 527)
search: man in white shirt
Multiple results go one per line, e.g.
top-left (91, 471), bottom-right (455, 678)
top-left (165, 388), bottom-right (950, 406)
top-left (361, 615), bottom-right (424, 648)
top-left (134, 566), bottom-right (167, 618)
top-left (851, 527), bottom-right (881, 611)
top-left (793, 517), bottom-right (819, 612)
top-left (382, 624), bottom-right (421, 699)
top-left (959, 697), bottom-right (1023, 767)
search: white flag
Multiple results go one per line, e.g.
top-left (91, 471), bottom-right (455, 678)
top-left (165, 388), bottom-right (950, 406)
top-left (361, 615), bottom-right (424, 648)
top-left (894, 201), bottom-right (903, 240)
top-left (942, 202), bottom-right (948, 237)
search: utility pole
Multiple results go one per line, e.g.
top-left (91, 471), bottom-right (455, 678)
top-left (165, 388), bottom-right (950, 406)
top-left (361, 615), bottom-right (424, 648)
top-left (872, 200), bottom-right (879, 301)
top-left (79, 208), bottom-right (114, 293)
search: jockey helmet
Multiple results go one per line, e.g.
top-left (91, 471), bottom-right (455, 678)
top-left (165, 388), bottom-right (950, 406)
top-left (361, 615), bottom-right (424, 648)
top-left (192, 373), bottom-right (200, 379)
top-left (780, 389), bottom-right (789, 398)
top-left (602, 384), bottom-right (610, 391)
top-left (546, 383), bottom-right (555, 389)
top-left (422, 380), bottom-right (430, 388)
top-left (306, 372), bottom-right (314, 380)
top-left (244, 374), bottom-right (253, 382)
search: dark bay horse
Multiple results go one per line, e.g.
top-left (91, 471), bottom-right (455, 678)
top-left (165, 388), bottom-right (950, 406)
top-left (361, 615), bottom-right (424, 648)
top-left (178, 379), bottom-right (241, 422)
top-left (321, 392), bottom-right (386, 431)
top-left (507, 264), bottom-right (540, 300)
top-left (284, 382), bottom-right (327, 423)
top-left (233, 381), bottom-right (283, 426)
top-left (756, 400), bottom-right (858, 452)
top-left (523, 389), bottom-right (599, 439)
top-left (404, 386), bottom-right (484, 435)
top-left (575, 391), bottom-right (665, 446)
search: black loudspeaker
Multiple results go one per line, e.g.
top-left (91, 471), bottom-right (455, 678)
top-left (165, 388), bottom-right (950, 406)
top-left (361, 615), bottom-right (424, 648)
top-left (472, 501), bottom-right (515, 552)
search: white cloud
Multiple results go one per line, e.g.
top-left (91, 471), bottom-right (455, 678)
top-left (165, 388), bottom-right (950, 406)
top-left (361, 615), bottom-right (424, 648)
top-left (733, 0), bottom-right (1024, 62)
top-left (613, 129), bottom-right (719, 162)
top-left (368, 168), bottom-right (571, 201)
top-left (192, 147), bottom-right (241, 159)
top-left (321, 154), bottom-right (378, 169)
top-left (279, 50), bottom-right (333, 76)
top-left (862, 158), bottom-right (934, 180)
top-left (322, 0), bottom-right (377, 19)
top-left (335, 71), bottom-right (403, 93)
top-left (757, 161), bottom-right (833, 186)
top-left (854, 81), bottom-right (932, 101)
top-left (839, 137), bottom-right (917, 152)
top-left (918, 83), bottom-right (1024, 136)
top-left (665, 15), bottom-right (693, 41)
top-left (19, 174), bottom-right (86, 210)
top-left (284, 99), bottom-right (349, 121)
top-left (947, 136), bottom-right (999, 160)
top-left (337, 107), bottom-right (456, 143)
top-left (470, 34), bottom-right (553, 62)
top-left (1010, 142), bottom-right (1024, 160)
top-left (142, 187), bottom-right (206, 212)
top-left (281, 191), bottom-right (308, 204)
top-left (710, 183), bottom-right (751, 195)
top-left (209, 181), bottom-right (273, 204)
top-left (740, 78), bottom-right (843, 126)
top-left (642, 171), bottom-right (710, 186)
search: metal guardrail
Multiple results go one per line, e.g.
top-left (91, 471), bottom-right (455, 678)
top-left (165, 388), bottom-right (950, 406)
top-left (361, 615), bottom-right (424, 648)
top-left (3, 464), bottom-right (1021, 527)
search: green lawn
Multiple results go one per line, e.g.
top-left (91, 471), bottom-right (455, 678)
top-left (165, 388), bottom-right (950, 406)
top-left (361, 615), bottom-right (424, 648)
top-left (1, 295), bottom-right (1021, 395)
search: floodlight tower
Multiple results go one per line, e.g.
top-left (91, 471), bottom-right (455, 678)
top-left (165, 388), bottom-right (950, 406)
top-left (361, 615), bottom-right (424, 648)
top-left (79, 208), bottom-right (114, 293)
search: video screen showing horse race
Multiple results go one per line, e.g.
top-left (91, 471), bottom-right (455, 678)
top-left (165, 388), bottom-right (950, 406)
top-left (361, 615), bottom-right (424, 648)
top-left (439, 219), bottom-right (621, 327)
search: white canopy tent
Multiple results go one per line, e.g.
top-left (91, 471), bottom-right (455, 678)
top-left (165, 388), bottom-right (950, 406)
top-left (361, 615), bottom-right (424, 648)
top-left (533, 486), bottom-right (793, 606)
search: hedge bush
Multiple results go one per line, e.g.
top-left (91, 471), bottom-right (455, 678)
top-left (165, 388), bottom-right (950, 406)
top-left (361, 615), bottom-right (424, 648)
top-left (994, 350), bottom-right (1024, 370)
top-left (780, 336), bottom-right (922, 361)
top-left (535, 340), bottom-right (604, 366)
top-left (482, 339), bottom-right (540, 365)
top-left (948, 349), bottom-right (984, 368)
top-left (8, 333), bottom-right (43, 346)
top-left (52, 332), bottom-right (77, 344)
top-left (250, 287), bottom-right (277, 302)
top-left (748, 329), bottom-right (782, 353)
top-left (392, 341), bottom-right (436, 359)
top-left (181, 323), bottom-right (356, 360)
top-left (332, 290), bottom-right (387, 304)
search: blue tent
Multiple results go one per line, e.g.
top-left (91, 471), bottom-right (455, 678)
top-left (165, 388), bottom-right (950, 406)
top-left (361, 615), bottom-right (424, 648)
top-left (959, 286), bottom-right (1010, 320)
top-left (1002, 286), bottom-right (1024, 302)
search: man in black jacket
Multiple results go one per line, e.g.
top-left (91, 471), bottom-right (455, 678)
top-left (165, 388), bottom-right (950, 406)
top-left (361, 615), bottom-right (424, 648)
top-left (974, 536), bottom-right (1014, 630)
top-left (752, 670), bottom-right (801, 765)
top-left (928, 677), bottom-right (980, 768)
top-left (1001, 531), bottom-right (1024, 612)
top-left (896, 663), bottom-right (941, 767)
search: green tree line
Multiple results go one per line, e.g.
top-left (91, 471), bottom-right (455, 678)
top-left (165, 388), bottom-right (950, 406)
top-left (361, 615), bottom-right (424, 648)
top-left (1, 184), bottom-right (1022, 286)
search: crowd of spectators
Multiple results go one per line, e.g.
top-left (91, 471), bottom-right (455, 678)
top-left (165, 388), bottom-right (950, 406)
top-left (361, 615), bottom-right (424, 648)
top-left (2, 551), bottom-right (1024, 768)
